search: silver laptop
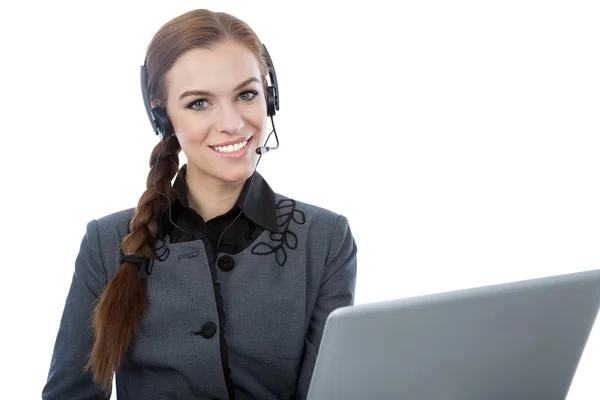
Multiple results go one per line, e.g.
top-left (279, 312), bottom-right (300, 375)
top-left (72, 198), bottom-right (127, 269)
top-left (306, 268), bottom-right (600, 400)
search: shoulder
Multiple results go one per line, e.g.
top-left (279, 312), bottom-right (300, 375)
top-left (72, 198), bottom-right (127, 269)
top-left (274, 191), bottom-right (342, 218)
top-left (93, 207), bottom-right (135, 235)
top-left (272, 192), bottom-right (353, 239)
top-left (80, 207), bottom-right (135, 254)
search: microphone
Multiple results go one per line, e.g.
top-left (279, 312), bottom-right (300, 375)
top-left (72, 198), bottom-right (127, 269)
top-left (256, 118), bottom-right (280, 155)
top-left (256, 145), bottom-right (276, 155)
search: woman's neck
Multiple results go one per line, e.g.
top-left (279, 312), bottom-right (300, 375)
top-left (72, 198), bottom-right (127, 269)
top-left (184, 167), bottom-right (246, 222)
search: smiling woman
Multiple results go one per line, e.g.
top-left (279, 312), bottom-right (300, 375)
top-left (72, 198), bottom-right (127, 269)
top-left (42, 8), bottom-right (357, 400)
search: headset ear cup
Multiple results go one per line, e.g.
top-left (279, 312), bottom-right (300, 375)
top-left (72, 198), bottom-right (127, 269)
top-left (266, 86), bottom-right (276, 117)
top-left (152, 107), bottom-right (173, 138)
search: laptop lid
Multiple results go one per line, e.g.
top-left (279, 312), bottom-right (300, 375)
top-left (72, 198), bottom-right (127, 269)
top-left (306, 268), bottom-right (600, 400)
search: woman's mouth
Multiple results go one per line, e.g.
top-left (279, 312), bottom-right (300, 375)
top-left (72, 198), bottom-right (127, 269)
top-left (210, 136), bottom-right (253, 159)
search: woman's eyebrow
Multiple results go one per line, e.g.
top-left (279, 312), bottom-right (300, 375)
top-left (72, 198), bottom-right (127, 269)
top-left (179, 77), bottom-right (260, 100)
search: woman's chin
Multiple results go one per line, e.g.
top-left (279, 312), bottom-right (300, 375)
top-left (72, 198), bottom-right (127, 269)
top-left (217, 165), bottom-right (256, 183)
top-left (187, 156), bottom-right (257, 184)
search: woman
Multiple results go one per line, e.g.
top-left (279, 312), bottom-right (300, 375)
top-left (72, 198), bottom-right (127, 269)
top-left (42, 9), bottom-right (357, 400)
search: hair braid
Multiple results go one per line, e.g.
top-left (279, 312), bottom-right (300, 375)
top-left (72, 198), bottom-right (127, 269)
top-left (85, 136), bottom-right (181, 395)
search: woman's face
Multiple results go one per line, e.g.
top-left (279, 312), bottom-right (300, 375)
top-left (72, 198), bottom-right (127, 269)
top-left (163, 40), bottom-right (268, 185)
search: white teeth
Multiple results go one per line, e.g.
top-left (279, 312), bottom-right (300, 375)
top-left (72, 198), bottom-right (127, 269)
top-left (213, 139), bottom-right (248, 153)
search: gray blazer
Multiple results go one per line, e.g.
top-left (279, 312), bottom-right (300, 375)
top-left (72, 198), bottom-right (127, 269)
top-left (42, 193), bottom-right (358, 399)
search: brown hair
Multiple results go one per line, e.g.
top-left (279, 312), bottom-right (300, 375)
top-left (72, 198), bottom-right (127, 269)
top-left (85, 9), bottom-right (268, 394)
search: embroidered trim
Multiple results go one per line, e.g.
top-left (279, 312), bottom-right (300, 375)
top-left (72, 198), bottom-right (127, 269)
top-left (251, 199), bottom-right (306, 266)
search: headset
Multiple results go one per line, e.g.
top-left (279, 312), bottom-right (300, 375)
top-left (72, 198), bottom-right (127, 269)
top-left (140, 44), bottom-right (280, 140)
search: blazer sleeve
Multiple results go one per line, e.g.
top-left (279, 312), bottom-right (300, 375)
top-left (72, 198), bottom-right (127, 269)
top-left (296, 214), bottom-right (358, 399)
top-left (42, 219), bottom-right (111, 400)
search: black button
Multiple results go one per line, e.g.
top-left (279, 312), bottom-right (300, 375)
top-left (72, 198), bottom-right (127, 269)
top-left (198, 321), bottom-right (217, 338)
top-left (218, 255), bottom-right (235, 272)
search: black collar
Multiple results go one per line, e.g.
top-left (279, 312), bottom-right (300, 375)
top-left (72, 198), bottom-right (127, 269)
top-left (159, 164), bottom-right (279, 237)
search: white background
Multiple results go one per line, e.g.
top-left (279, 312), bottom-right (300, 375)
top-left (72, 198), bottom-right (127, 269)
top-left (0, 0), bottom-right (598, 398)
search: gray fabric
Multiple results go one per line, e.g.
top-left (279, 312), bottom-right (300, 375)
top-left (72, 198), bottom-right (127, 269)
top-left (42, 194), bottom-right (358, 400)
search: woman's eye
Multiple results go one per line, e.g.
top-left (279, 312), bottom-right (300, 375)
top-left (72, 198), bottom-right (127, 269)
top-left (190, 99), bottom-right (209, 110)
top-left (239, 90), bottom-right (258, 101)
